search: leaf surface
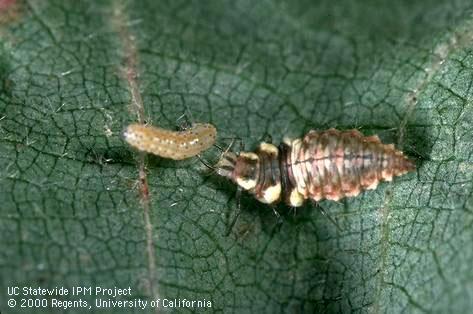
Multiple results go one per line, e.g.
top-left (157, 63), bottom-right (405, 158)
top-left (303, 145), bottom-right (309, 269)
top-left (1, 0), bottom-right (473, 313)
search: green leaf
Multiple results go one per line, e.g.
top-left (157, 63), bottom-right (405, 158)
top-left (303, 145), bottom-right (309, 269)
top-left (1, 0), bottom-right (473, 313)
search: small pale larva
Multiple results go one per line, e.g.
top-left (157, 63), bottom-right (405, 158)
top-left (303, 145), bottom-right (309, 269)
top-left (216, 128), bottom-right (415, 207)
top-left (123, 123), bottom-right (217, 160)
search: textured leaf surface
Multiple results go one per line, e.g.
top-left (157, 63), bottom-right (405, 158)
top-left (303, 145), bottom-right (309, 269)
top-left (1, 0), bottom-right (473, 313)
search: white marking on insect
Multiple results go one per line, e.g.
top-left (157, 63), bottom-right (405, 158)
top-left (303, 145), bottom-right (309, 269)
top-left (123, 123), bottom-right (217, 160)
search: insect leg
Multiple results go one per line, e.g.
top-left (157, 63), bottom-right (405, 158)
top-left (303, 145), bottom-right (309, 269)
top-left (176, 105), bottom-right (196, 130)
top-left (311, 200), bottom-right (342, 232)
top-left (176, 113), bottom-right (192, 130)
top-left (261, 132), bottom-right (273, 144)
top-left (225, 187), bottom-right (243, 236)
top-left (237, 137), bottom-right (245, 153)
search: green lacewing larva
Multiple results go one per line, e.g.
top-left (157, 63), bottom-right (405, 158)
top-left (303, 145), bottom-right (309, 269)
top-left (123, 123), bottom-right (217, 160)
top-left (215, 128), bottom-right (415, 206)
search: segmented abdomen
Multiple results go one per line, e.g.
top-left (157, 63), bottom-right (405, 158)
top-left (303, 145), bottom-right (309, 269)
top-left (285, 128), bottom-right (414, 202)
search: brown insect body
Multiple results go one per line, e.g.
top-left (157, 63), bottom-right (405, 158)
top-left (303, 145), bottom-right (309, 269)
top-left (216, 128), bottom-right (415, 207)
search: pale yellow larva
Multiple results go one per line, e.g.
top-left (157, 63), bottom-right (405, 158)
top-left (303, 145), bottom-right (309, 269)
top-left (123, 123), bottom-right (217, 160)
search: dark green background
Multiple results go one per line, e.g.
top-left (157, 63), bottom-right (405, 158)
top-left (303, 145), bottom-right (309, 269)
top-left (1, 0), bottom-right (472, 313)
